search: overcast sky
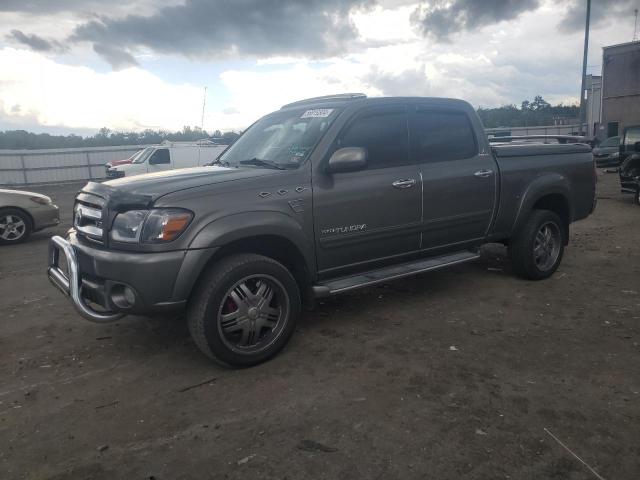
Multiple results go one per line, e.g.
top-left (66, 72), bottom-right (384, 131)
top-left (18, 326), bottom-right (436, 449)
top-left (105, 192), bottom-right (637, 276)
top-left (0, 0), bottom-right (638, 134)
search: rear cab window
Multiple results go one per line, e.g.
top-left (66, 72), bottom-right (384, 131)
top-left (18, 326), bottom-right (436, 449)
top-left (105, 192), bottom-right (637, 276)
top-left (410, 107), bottom-right (478, 163)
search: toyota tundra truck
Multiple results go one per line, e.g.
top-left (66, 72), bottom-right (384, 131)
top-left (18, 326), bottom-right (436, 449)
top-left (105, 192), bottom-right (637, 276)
top-left (47, 94), bottom-right (596, 367)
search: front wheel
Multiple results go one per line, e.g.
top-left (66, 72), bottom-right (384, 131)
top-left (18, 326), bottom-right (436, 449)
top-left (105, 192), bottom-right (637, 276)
top-left (0, 208), bottom-right (32, 244)
top-left (510, 210), bottom-right (566, 280)
top-left (187, 254), bottom-right (301, 367)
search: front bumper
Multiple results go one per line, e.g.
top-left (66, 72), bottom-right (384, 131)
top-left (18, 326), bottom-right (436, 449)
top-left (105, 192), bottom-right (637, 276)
top-left (594, 155), bottom-right (621, 168)
top-left (48, 235), bottom-right (123, 323)
top-left (106, 169), bottom-right (125, 178)
top-left (32, 204), bottom-right (60, 231)
top-left (47, 232), bottom-right (215, 322)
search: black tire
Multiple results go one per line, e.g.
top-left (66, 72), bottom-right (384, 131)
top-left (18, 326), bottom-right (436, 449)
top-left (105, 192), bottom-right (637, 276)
top-left (0, 208), bottom-right (32, 245)
top-left (510, 209), bottom-right (566, 280)
top-left (187, 253), bottom-right (301, 367)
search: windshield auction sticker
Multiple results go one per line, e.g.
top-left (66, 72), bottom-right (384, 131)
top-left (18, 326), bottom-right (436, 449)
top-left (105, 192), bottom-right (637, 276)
top-left (301, 109), bottom-right (333, 118)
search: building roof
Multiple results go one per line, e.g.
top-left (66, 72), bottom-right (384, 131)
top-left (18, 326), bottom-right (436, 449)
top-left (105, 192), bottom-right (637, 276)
top-left (603, 39), bottom-right (640, 51)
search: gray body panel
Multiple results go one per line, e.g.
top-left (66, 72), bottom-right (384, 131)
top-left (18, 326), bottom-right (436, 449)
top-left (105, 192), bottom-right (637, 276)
top-left (55, 96), bottom-right (596, 315)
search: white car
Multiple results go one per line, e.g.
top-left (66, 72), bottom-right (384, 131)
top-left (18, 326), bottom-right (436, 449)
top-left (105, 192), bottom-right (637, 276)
top-left (106, 142), bottom-right (228, 178)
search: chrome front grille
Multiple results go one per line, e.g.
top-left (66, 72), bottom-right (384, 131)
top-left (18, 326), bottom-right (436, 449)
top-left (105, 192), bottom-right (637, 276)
top-left (74, 202), bottom-right (104, 242)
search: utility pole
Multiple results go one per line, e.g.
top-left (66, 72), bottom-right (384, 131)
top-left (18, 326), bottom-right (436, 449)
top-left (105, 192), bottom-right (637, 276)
top-left (578, 0), bottom-right (591, 136)
top-left (200, 86), bottom-right (207, 133)
top-left (634, 9), bottom-right (638, 41)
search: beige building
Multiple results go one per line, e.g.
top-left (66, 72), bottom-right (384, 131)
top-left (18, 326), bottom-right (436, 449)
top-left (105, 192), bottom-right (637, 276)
top-left (585, 74), bottom-right (601, 138)
top-left (601, 40), bottom-right (640, 139)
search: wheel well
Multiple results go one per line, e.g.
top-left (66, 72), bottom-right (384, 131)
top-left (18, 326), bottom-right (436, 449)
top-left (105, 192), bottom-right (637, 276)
top-left (531, 194), bottom-right (570, 243)
top-left (193, 235), bottom-right (312, 304)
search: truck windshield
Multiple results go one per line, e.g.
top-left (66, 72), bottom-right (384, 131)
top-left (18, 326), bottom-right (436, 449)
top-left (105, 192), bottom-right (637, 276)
top-left (624, 127), bottom-right (640, 147)
top-left (217, 107), bottom-right (341, 169)
top-left (132, 147), bottom-right (155, 164)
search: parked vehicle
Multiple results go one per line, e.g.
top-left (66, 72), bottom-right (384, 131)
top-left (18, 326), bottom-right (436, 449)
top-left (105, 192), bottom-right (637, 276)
top-left (105, 149), bottom-right (148, 170)
top-left (1, 189), bottom-right (59, 244)
top-left (106, 142), bottom-right (227, 178)
top-left (47, 94), bottom-right (596, 366)
top-left (592, 136), bottom-right (621, 167)
top-left (618, 125), bottom-right (640, 204)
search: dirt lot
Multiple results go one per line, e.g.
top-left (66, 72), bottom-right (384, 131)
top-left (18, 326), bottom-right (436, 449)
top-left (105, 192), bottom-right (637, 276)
top-left (1, 172), bottom-right (639, 480)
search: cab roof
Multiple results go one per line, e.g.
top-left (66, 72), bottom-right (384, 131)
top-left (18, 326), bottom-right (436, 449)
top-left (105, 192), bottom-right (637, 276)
top-left (279, 94), bottom-right (472, 112)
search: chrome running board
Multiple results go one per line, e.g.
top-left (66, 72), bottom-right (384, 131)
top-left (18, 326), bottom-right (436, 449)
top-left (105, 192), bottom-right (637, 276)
top-left (312, 251), bottom-right (480, 297)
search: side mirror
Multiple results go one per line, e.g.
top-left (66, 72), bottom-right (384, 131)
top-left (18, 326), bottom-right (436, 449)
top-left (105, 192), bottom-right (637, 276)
top-left (326, 147), bottom-right (367, 173)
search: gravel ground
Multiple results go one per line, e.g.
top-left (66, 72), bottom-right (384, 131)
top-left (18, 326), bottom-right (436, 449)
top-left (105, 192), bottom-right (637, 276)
top-left (1, 172), bottom-right (639, 480)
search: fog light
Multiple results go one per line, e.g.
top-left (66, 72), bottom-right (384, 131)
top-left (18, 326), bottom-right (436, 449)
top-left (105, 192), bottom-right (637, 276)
top-left (110, 284), bottom-right (136, 309)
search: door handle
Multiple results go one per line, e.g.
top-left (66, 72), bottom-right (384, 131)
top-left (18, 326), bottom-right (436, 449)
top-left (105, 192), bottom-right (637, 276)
top-left (474, 169), bottom-right (494, 178)
top-left (392, 179), bottom-right (416, 189)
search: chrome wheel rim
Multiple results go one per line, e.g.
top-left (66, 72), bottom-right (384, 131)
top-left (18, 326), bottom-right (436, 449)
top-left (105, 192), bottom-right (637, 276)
top-left (533, 222), bottom-right (561, 271)
top-left (217, 274), bottom-right (289, 354)
top-left (0, 214), bottom-right (26, 241)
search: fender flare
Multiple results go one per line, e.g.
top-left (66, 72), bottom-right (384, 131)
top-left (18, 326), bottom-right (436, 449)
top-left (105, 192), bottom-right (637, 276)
top-left (171, 211), bottom-right (315, 302)
top-left (511, 173), bottom-right (572, 236)
top-left (188, 210), bottom-right (315, 272)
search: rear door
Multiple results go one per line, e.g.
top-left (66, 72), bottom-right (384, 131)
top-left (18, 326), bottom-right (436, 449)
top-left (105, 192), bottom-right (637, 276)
top-left (410, 106), bottom-right (497, 250)
top-left (147, 148), bottom-right (172, 173)
top-left (313, 105), bottom-right (422, 277)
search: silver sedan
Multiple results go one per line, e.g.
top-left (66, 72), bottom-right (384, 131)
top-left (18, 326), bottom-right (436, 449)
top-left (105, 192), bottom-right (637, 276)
top-left (0, 189), bottom-right (60, 244)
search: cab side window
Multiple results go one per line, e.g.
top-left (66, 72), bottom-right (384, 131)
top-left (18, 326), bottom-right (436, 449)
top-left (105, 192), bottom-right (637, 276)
top-left (150, 149), bottom-right (170, 165)
top-left (412, 109), bottom-right (477, 163)
top-left (338, 107), bottom-right (409, 169)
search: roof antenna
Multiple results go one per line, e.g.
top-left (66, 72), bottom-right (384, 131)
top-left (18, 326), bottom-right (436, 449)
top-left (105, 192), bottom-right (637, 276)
top-left (634, 9), bottom-right (639, 41)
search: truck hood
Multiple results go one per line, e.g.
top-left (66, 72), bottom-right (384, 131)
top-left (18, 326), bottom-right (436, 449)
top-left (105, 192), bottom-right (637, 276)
top-left (81, 166), bottom-right (278, 210)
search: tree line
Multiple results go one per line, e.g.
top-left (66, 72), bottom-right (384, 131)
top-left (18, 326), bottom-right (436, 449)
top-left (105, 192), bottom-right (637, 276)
top-left (0, 96), bottom-right (579, 150)
top-left (477, 96), bottom-right (579, 129)
top-left (0, 126), bottom-right (241, 150)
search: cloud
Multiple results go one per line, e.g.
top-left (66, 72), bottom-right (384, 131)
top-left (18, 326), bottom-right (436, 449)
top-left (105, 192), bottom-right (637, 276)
top-left (0, 47), bottom-right (203, 131)
top-left (92, 43), bottom-right (138, 70)
top-left (558, 0), bottom-right (638, 32)
top-left (70, 0), bottom-right (373, 66)
top-left (6, 29), bottom-right (67, 53)
top-left (412, 0), bottom-right (541, 41)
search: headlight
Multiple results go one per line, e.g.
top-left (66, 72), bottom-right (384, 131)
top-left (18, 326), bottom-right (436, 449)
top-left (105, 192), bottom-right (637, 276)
top-left (110, 208), bottom-right (193, 244)
top-left (610, 152), bottom-right (619, 158)
top-left (141, 209), bottom-right (193, 243)
top-left (111, 210), bottom-right (147, 243)
top-left (30, 196), bottom-right (52, 205)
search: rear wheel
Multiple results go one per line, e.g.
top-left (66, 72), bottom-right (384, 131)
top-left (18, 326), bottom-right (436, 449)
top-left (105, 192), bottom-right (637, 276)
top-left (0, 208), bottom-right (32, 244)
top-left (510, 210), bottom-right (565, 280)
top-left (187, 254), bottom-right (300, 367)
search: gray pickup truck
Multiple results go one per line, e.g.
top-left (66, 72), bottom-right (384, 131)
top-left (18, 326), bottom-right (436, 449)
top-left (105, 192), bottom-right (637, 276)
top-left (48, 94), bottom-right (596, 366)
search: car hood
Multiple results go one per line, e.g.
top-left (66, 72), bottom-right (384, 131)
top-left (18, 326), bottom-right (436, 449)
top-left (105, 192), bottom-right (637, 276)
top-left (0, 189), bottom-right (51, 201)
top-left (81, 165), bottom-right (279, 209)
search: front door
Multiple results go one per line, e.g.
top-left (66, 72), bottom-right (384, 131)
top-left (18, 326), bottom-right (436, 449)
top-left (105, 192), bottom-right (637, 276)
top-left (313, 105), bottom-right (422, 278)
top-left (409, 106), bottom-right (497, 250)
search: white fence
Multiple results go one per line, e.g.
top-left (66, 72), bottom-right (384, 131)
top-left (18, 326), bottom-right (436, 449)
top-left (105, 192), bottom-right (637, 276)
top-left (0, 145), bottom-right (144, 186)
